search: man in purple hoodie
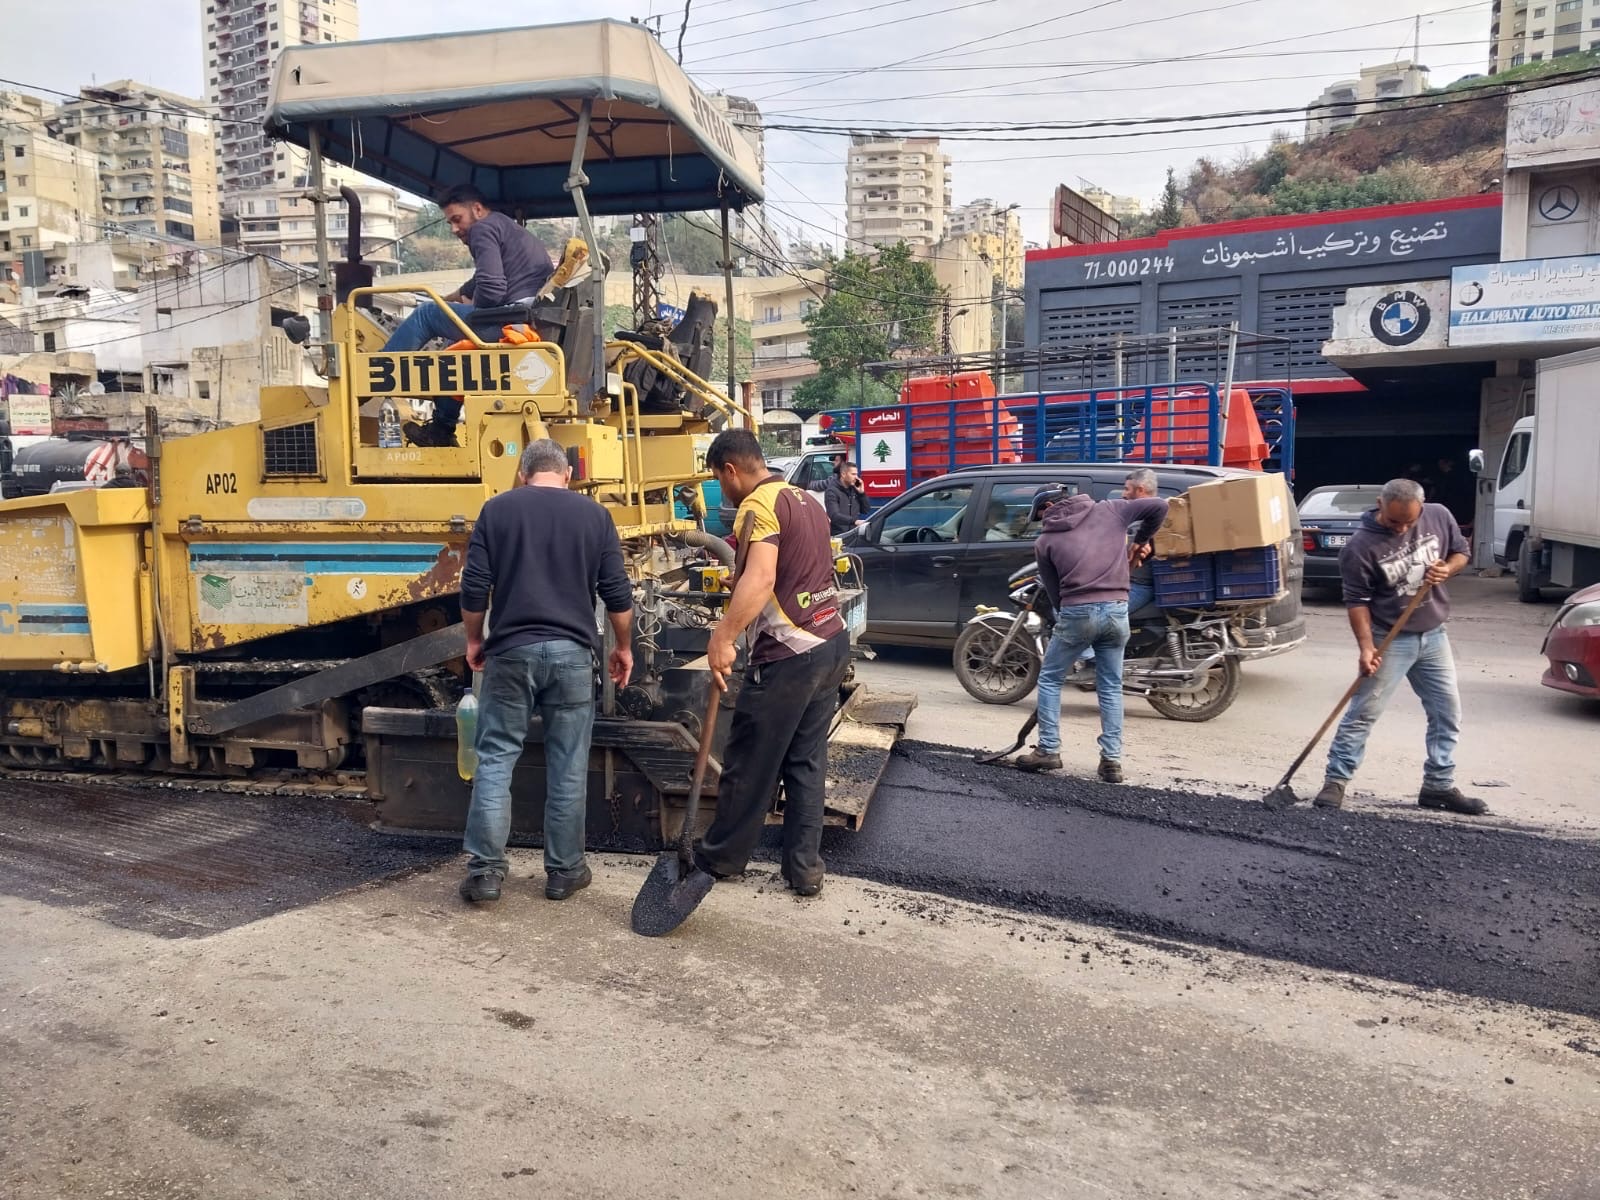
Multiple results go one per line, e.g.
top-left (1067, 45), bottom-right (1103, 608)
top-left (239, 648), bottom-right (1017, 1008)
top-left (1015, 485), bottom-right (1168, 780)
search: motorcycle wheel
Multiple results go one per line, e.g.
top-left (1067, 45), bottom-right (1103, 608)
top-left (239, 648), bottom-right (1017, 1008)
top-left (953, 621), bottom-right (1041, 705)
top-left (1145, 656), bottom-right (1242, 722)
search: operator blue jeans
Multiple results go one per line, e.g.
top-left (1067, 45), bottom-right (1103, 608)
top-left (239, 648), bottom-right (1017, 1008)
top-left (1325, 625), bottom-right (1461, 789)
top-left (1036, 600), bottom-right (1130, 762)
top-left (463, 639), bottom-right (596, 877)
top-left (385, 300), bottom-right (475, 429)
top-left (385, 300), bottom-right (475, 352)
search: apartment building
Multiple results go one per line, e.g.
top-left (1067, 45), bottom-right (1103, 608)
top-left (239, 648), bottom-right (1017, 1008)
top-left (749, 269), bottom-right (826, 409)
top-left (846, 136), bottom-right (952, 252)
top-left (1490, 0), bottom-right (1600, 70)
top-left (1080, 186), bottom-right (1143, 221)
top-left (1305, 60), bottom-right (1431, 139)
top-left (201, 0), bottom-right (360, 202)
top-left (946, 198), bottom-right (1023, 289)
top-left (231, 183), bottom-right (402, 273)
top-left (0, 91), bottom-right (101, 269)
top-left (55, 81), bottom-right (221, 247)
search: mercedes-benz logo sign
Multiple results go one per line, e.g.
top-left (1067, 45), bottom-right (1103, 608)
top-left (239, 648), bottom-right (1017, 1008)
top-left (1538, 184), bottom-right (1581, 222)
top-left (1369, 289), bottom-right (1432, 347)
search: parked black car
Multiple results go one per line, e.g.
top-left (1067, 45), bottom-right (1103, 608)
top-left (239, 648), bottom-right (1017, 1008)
top-left (1297, 484), bottom-right (1383, 594)
top-left (840, 461), bottom-right (1307, 656)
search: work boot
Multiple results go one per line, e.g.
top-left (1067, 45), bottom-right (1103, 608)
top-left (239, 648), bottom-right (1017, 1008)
top-left (545, 863), bottom-right (593, 900)
top-left (403, 420), bottom-right (458, 448)
top-left (781, 869), bottom-right (824, 898)
top-left (1097, 757), bottom-right (1123, 784)
top-left (458, 870), bottom-right (504, 904)
top-left (1418, 786), bottom-right (1488, 816)
top-left (1313, 779), bottom-right (1346, 809)
top-left (1014, 746), bottom-right (1063, 772)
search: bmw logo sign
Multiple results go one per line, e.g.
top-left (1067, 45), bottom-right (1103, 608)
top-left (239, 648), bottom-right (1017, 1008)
top-left (1369, 289), bottom-right (1432, 346)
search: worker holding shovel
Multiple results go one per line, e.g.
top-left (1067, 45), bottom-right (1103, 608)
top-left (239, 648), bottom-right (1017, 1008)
top-left (1309, 478), bottom-right (1486, 815)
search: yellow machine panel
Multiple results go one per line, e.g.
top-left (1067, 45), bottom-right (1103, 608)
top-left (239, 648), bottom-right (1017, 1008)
top-left (0, 490), bottom-right (150, 673)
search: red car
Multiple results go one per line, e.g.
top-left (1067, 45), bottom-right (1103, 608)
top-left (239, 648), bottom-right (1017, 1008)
top-left (1542, 582), bottom-right (1600, 698)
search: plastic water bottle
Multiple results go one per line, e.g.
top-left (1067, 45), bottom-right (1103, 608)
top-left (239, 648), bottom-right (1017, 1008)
top-left (455, 688), bottom-right (478, 781)
top-left (377, 397), bottom-right (403, 448)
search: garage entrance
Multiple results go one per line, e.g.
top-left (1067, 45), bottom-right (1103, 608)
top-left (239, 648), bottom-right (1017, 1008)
top-left (1283, 364), bottom-right (1492, 528)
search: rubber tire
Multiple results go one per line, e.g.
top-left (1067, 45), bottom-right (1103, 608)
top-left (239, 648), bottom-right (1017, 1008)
top-left (1145, 655), bottom-right (1242, 723)
top-left (953, 621), bottom-right (1041, 705)
top-left (1516, 538), bottom-right (1543, 604)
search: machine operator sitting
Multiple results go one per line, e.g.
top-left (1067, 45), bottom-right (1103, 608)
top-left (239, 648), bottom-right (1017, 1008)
top-left (385, 184), bottom-right (554, 447)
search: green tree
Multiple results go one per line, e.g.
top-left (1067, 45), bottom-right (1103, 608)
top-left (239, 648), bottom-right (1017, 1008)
top-left (790, 244), bottom-right (944, 413)
top-left (1153, 168), bottom-right (1183, 232)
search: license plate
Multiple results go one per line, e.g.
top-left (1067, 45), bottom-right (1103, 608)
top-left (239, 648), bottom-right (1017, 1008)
top-left (1322, 534), bottom-right (1349, 548)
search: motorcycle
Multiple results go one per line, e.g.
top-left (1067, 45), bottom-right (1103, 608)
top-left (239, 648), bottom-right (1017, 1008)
top-left (952, 560), bottom-right (1258, 723)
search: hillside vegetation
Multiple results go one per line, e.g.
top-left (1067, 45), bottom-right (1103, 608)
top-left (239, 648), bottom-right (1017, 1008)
top-left (1124, 53), bottom-right (1600, 236)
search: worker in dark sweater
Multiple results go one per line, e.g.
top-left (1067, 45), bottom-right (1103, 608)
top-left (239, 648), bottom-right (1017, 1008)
top-left (1311, 477), bottom-right (1485, 815)
top-left (386, 183), bottom-right (554, 447)
top-left (456, 438), bottom-right (633, 905)
top-left (1015, 485), bottom-right (1167, 781)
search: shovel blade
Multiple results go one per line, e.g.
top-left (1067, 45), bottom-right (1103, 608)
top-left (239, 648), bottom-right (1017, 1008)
top-left (1261, 784), bottom-right (1300, 811)
top-left (630, 851), bottom-right (716, 937)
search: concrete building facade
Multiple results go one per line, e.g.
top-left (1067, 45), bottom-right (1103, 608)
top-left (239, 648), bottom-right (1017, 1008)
top-left (1489, 0), bottom-right (1600, 72)
top-left (946, 199), bottom-right (1023, 289)
top-left (54, 81), bottom-right (222, 248)
top-left (846, 136), bottom-right (952, 252)
top-left (748, 270), bottom-right (825, 409)
top-left (1306, 61), bottom-right (1431, 139)
top-left (710, 92), bottom-right (777, 266)
top-left (231, 182), bottom-right (401, 274)
top-left (1080, 187), bottom-right (1144, 221)
top-left (202, 0), bottom-right (360, 202)
top-left (0, 91), bottom-right (101, 271)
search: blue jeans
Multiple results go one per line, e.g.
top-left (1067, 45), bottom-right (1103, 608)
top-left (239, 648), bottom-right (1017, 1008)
top-left (385, 300), bottom-right (475, 429)
top-left (463, 639), bottom-right (596, 876)
top-left (1082, 583), bottom-right (1152, 664)
top-left (1036, 601), bottom-right (1130, 761)
top-left (385, 300), bottom-right (475, 352)
top-left (1325, 626), bottom-right (1461, 790)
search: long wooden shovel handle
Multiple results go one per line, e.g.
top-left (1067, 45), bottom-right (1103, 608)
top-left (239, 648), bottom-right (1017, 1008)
top-left (1275, 581), bottom-right (1435, 786)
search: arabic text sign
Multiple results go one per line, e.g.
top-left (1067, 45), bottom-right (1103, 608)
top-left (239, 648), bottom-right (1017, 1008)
top-left (5, 394), bottom-right (52, 436)
top-left (1449, 257), bottom-right (1600, 348)
top-left (858, 407), bottom-right (907, 496)
top-left (1054, 208), bottom-right (1495, 286)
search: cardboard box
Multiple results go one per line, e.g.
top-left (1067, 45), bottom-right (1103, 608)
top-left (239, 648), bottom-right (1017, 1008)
top-left (1151, 495), bottom-right (1194, 559)
top-left (1187, 473), bottom-right (1291, 553)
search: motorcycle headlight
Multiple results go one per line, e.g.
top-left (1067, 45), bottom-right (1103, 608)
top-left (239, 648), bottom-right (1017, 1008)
top-left (1557, 601), bottom-right (1600, 629)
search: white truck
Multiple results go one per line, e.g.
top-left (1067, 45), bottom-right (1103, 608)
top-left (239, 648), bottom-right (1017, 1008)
top-left (1476, 346), bottom-right (1600, 602)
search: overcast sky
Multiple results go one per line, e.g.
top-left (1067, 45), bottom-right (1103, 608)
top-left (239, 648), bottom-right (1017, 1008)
top-left (6, 0), bottom-right (1494, 247)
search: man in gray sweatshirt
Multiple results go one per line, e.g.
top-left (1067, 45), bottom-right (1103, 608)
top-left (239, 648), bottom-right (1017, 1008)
top-left (1308, 477), bottom-right (1486, 815)
top-left (1016, 486), bottom-right (1167, 780)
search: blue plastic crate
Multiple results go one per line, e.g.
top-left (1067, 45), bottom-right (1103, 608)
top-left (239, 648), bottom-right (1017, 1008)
top-left (1153, 555), bottom-right (1216, 608)
top-left (1214, 545), bottom-right (1282, 601)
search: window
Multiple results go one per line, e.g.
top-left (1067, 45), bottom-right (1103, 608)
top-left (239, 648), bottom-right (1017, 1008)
top-left (197, 381), bottom-right (211, 400)
top-left (270, 40), bottom-right (278, 47)
top-left (1534, 4), bottom-right (1546, 13)
top-left (1533, 27), bottom-right (1546, 36)
top-left (17, 205), bottom-right (27, 217)
top-left (19, 235), bottom-right (31, 247)
top-left (15, 175), bottom-right (25, 188)
top-left (1558, 0), bottom-right (1581, 10)
top-left (11, 146), bottom-right (23, 158)
top-left (979, 483), bottom-right (1050, 541)
top-left (876, 484), bottom-right (974, 544)
top-left (324, 32), bottom-right (333, 40)
top-left (1557, 20), bottom-right (1581, 31)
top-left (42, 332), bottom-right (56, 351)
top-left (1499, 431), bottom-right (1532, 488)
top-left (1533, 49), bottom-right (1545, 57)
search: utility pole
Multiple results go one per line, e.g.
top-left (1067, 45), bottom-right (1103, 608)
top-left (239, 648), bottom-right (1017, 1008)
top-left (630, 213), bottom-right (661, 326)
top-left (942, 300), bottom-right (953, 357)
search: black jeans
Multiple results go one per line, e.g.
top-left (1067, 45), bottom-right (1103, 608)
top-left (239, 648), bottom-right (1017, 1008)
top-left (696, 634), bottom-right (850, 885)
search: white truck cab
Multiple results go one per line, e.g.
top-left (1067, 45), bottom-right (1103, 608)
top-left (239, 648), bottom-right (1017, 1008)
top-left (1488, 415), bottom-right (1535, 566)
